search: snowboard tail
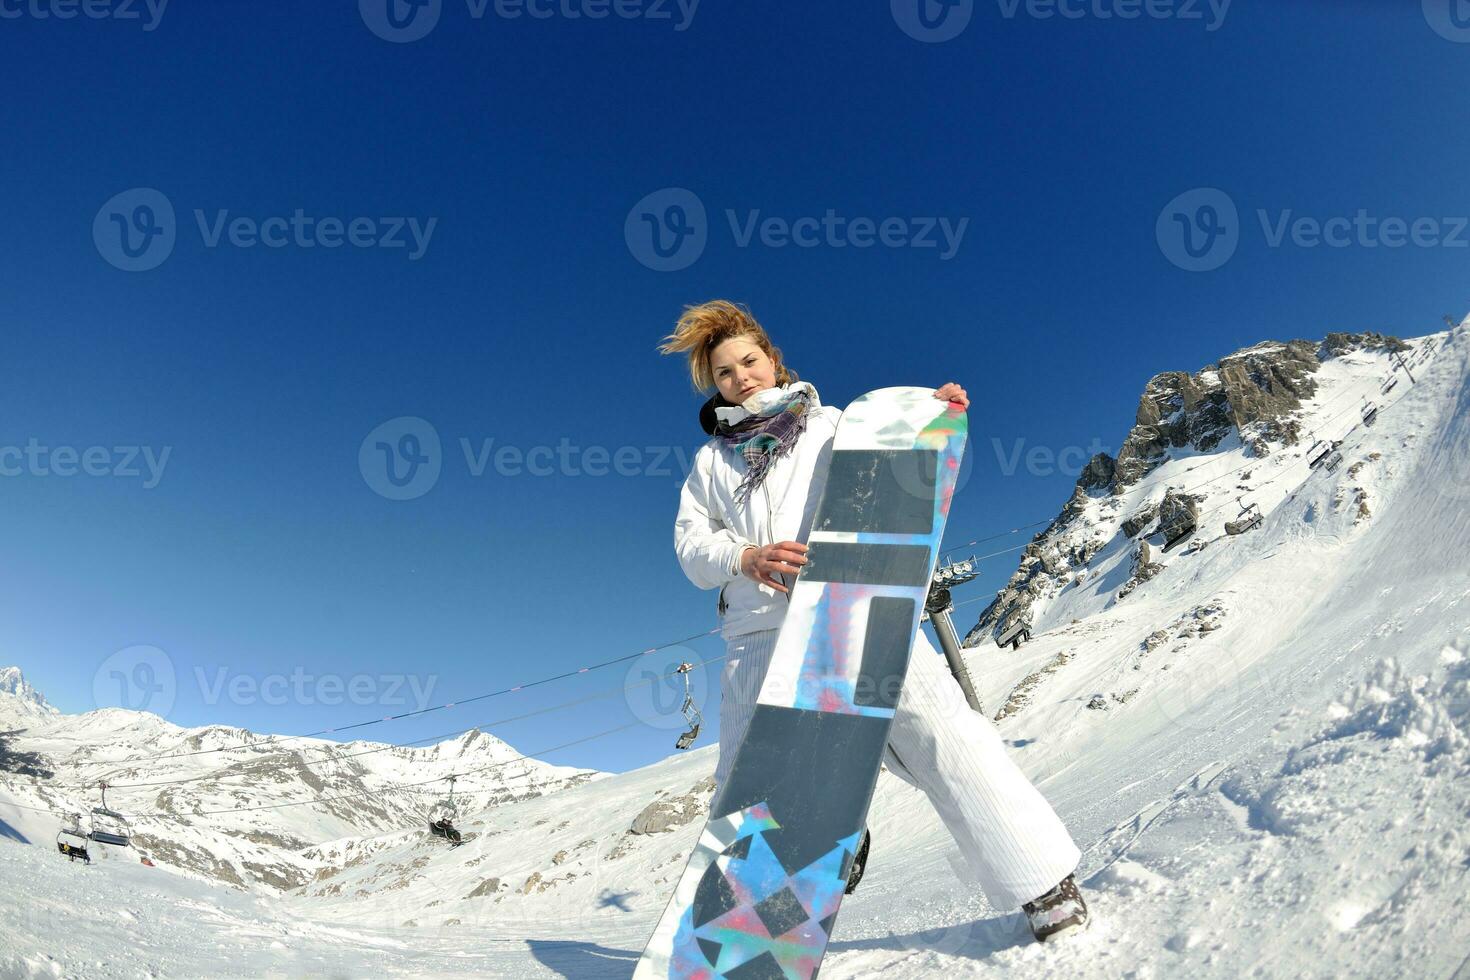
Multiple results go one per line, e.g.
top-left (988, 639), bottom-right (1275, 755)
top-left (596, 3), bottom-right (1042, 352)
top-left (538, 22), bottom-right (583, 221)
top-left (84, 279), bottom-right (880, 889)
top-left (637, 388), bottom-right (966, 980)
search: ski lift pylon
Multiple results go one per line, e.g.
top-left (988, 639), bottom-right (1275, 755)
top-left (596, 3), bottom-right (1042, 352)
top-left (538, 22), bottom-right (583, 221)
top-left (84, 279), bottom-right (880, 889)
top-left (674, 662), bottom-right (702, 751)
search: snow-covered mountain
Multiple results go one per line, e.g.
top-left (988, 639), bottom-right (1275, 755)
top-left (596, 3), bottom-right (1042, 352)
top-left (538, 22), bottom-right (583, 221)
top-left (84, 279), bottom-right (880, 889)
top-left (0, 689), bottom-right (598, 891)
top-left (1, 316), bottom-right (1466, 978)
top-left (964, 330), bottom-right (1420, 647)
top-left (0, 667), bottom-right (58, 720)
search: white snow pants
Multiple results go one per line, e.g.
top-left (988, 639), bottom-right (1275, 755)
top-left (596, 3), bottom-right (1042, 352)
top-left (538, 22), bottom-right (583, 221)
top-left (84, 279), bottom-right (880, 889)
top-left (713, 627), bottom-right (1081, 910)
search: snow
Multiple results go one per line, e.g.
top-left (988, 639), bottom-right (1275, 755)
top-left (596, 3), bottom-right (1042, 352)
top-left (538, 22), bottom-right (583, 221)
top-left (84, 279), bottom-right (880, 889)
top-left (1, 320), bottom-right (1468, 978)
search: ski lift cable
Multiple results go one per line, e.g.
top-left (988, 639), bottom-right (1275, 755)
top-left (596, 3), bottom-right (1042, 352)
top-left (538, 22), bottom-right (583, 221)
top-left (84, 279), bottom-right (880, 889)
top-left (95, 652), bottom-right (729, 791)
top-left (84, 625), bottom-right (723, 774)
top-left (38, 354), bottom-right (1430, 791)
top-left (96, 354), bottom-right (1417, 779)
top-left (8, 353), bottom-right (1433, 825)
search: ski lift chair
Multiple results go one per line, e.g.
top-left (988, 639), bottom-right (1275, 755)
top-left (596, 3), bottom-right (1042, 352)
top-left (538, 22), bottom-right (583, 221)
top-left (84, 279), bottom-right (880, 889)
top-left (1225, 501), bottom-right (1263, 536)
top-left (427, 776), bottom-right (463, 844)
top-left (1381, 377), bottom-right (1398, 395)
top-left (1307, 439), bottom-right (1333, 470)
top-left (57, 815), bottom-right (91, 864)
top-left (995, 620), bottom-right (1031, 651)
top-left (1160, 518), bottom-right (1198, 553)
top-left (673, 662), bottom-right (702, 751)
top-left (1362, 401), bottom-right (1379, 427)
top-left (89, 783), bottom-right (131, 848)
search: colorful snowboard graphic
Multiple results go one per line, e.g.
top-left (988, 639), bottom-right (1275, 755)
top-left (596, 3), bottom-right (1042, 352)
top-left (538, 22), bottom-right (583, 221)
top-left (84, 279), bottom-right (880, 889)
top-left (635, 387), bottom-right (967, 980)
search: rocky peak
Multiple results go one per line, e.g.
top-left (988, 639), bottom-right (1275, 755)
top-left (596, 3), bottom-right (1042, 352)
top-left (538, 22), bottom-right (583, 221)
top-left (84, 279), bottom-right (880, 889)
top-left (1109, 340), bottom-right (1321, 489)
top-left (1320, 331), bottom-right (1409, 359)
top-left (0, 666), bottom-right (58, 716)
top-left (963, 331), bottom-right (1402, 647)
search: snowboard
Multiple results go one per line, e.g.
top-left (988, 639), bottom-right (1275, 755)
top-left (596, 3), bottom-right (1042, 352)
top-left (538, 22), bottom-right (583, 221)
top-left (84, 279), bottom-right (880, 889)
top-left (635, 387), bottom-right (967, 980)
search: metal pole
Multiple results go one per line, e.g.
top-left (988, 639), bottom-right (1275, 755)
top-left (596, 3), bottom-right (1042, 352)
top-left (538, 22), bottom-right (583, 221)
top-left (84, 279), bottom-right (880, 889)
top-left (931, 604), bottom-right (984, 715)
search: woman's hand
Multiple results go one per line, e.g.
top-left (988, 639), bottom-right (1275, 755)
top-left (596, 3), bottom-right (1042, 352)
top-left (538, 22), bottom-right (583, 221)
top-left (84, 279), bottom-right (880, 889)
top-left (740, 541), bottom-right (808, 594)
top-left (934, 382), bottom-right (969, 410)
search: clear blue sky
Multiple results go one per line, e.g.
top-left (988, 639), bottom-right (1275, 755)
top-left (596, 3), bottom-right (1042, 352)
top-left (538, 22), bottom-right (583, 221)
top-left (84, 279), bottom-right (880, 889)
top-left (1, 1), bottom-right (1466, 774)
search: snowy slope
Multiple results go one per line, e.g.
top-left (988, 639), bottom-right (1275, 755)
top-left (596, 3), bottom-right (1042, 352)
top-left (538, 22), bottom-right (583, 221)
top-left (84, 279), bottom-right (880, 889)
top-left (0, 317), bottom-right (1466, 978)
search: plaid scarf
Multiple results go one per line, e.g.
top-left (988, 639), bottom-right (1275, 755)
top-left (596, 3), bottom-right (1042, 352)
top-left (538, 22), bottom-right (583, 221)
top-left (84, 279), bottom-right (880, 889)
top-left (714, 382), bottom-right (816, 504)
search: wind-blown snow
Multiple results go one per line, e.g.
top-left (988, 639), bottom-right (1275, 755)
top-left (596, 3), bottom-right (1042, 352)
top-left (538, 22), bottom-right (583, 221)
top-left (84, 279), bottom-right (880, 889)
top-left (1, 320), bottom-right (1466, 978)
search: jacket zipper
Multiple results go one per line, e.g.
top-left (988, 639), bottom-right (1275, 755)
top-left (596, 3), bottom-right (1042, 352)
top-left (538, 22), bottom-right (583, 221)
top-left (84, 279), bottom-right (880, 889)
top-left (763, 480), bottom-right (792, 604)
top-left (719, 459), bottom-right (789, 621)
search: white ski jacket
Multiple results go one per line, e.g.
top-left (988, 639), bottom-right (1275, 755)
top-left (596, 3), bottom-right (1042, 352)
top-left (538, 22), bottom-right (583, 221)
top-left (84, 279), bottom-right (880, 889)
top-left (674, 385), bottom-right (843, 639)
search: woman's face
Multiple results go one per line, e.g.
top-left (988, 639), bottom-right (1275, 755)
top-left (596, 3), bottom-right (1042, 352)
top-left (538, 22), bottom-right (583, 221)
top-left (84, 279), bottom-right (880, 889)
top-left (710, 337), bottom-right (778, 405)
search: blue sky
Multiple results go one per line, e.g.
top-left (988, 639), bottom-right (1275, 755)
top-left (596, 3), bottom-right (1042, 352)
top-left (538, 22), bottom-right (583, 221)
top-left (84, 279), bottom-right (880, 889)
top-left (1, 1), bottom-right (1466, 775)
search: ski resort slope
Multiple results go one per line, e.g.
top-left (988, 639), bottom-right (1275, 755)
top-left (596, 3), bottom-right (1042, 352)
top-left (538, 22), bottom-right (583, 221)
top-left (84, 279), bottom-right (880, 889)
top-left (0, 321), bottom-right (1467, 979)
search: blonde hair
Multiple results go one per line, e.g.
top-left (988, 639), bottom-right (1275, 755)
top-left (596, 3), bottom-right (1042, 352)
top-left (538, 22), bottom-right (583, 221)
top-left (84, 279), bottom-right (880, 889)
top-left (658, 300), bottom-right (798, 393)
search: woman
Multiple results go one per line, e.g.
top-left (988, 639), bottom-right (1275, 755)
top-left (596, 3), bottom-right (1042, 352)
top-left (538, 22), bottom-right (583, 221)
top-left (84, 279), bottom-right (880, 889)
top-left (660, 300), bottom-right (1089, 943)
